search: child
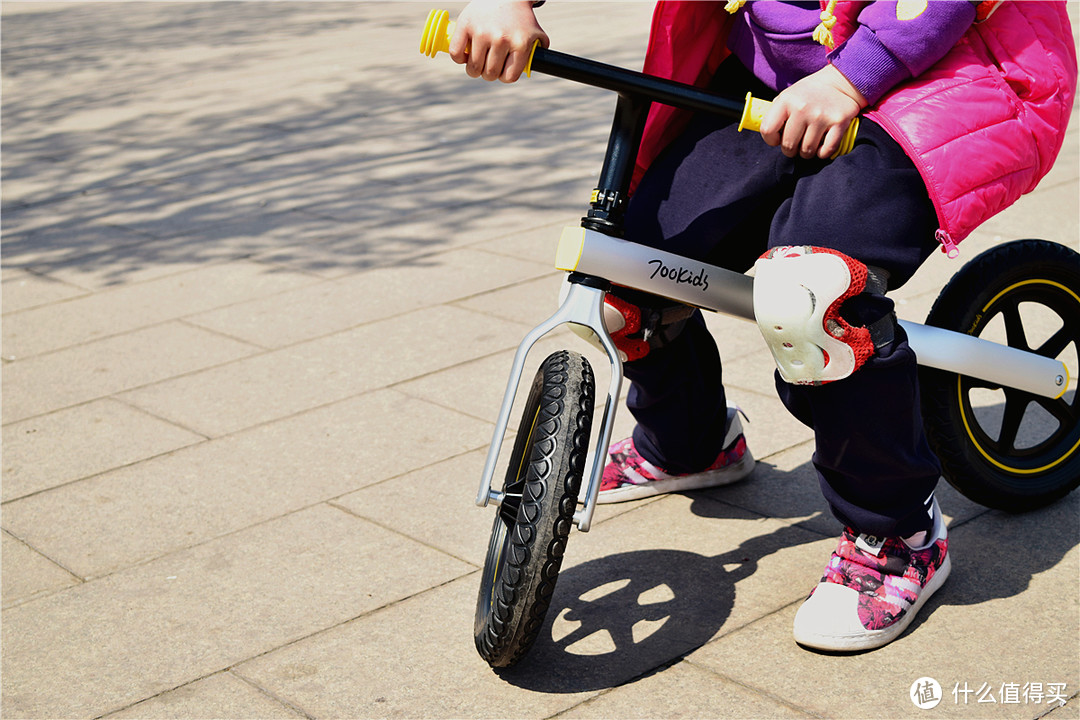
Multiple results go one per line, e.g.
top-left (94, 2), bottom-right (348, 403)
top-left (449, 0), bottom-right (1077, 651)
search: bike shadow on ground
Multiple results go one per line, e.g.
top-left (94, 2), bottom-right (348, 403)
top-left (494, 486), bottom-right (824, 693)
top-left (494, 458), bottom-right (1079, 691)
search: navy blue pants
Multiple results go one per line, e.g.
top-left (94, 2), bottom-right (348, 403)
top-left (621, 61), bottom-right (942, 537)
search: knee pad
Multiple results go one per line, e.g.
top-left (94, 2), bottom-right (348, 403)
top-left (560, 279), bottom-right (694, 362)
top-left (753, 246), bottom-right (891, 385)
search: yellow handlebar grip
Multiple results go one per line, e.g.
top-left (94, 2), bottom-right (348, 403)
top-left (737, 92), bottom-right (767, 134)
top-left (420, 8), bottom-right (541, 77)
top-left (420, 9), bottom-right (453, 58)
top-left (738, 93), bottom-right (860, 159)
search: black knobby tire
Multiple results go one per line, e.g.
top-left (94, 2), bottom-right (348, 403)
top-left (474, 350), bottom-right (594, 668)
top-left (919, 239), bottom-right (1080, 511)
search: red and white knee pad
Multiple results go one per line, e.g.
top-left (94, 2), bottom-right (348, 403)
top-left (753, 246), bottom-right (881, 385)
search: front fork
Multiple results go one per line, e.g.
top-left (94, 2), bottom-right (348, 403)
top-left (474, 274), bottom-right (623, 533)
top-left (476, 91), bottom-right (654, 532)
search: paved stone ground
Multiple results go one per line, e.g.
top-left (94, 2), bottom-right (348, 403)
top-left (2, 3), bottom-right (1078, 719)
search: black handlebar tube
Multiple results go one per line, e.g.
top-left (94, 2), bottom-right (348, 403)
top-left (529, 47), bottom-right (744, 236)
top-left (530, 47), bottom-right (744, 119)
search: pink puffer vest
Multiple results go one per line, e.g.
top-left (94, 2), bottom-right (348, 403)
top-left (633, 1), bottom-right (1077, 256)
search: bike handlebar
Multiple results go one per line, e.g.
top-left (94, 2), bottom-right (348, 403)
top-left (419, 8), bottom-right (858, 157)
top-left (421, 9), bottom-right (742, 117)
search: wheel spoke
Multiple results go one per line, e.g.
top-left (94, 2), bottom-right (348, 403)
top-left (1000, 303), bottom-right (1029, 351)
top-left (1034, 325), bottom-right (1075, 359)
top-left (1034, 393), bottom-right (1079, 427)
top-left (995, 391), bottom-right (1030, 453)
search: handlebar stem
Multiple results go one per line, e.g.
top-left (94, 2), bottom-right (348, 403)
top-left (584, 92), bottom-right (650, 236)
top-left (529, 47), bottom-right (744, 240)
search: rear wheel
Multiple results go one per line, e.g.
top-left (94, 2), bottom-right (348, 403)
top-left (919, 240), bottom-right (1080, 511)
top-left (474, 350), bottom-right (594, 667)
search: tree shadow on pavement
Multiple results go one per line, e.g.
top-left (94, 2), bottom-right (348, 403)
top-left (2, 2), bottom-right (638, 285)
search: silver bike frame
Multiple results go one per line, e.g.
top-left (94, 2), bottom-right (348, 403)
top-left (476, 227), bottom-right (1072, 532)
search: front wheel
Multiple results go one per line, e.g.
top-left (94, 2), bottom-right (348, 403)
top-left (474, 350), bottom-right (594, 668)
top-left (919, 239), bottom-right (1080, 511)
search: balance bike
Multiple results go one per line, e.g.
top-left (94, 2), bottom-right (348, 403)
top-left (420, 10), bottom-right (1080, 668)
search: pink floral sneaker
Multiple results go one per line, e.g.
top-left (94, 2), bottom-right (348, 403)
top-left (597, 407), bottom-right (755, 504)
top-left (793, 497), bottom-right (951, 652)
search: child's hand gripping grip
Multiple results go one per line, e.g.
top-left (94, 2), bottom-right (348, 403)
top-left (420, 8), bottom-right (541, 77)
top-left (738, 93), bottom-right (859, 159)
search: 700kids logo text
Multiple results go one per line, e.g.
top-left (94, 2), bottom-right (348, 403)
top-left (647, 258), bottom-right (709, 292)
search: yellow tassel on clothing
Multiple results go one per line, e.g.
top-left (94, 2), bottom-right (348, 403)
top-left (813, 0), bottom-right (839, 48)
top-left (724, 0), bottom-right (748, 14)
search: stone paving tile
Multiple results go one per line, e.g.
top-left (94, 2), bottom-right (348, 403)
top-left (2, 5), bottom-right (387, 199)
top-left (3, 209), bottom-right (272, 289)
top-left (335, 449), bottom-right (494, 567)
top-left (893, 290), bottom-right (938, 327)
top-left (16, 236), bottom-right (260, 292)
top-left (3, 259), bottom-right (320, 358)
top-left (118, 305), bottom-right (529, 438)
top-left (188, 247), bottom-right (550, 348)
top-left (717, 388), bottom-right (816, 462)
top-left (235, 203), bottom-right (576, 280)
top-left (454, 272), bottom-right (567, 327)
top-left (713, 347), bottom-right (782, 395)
top-left (333, 441), bottom-right (658, 574)
top-left (978, 180), bottom-right (1080, 251)
top-left (1047, 698), bottom-right (1080, 720)
top-left (470, 220), bottom-right (573, 266)
top-left (234, 575), bottom-right (598, 720)
top-left (702, 310), bottom-right (771, 364)
top-left (1, 268), bottom-right (88, 313)
top-left (165, 131), bottom-right (440, 210)
top-left (288, 173), bottom-right (597, 257)
top-left (1, 398), bottom-right (205, 502)
top-left (1, 208), bottom-right (161, 272)
top-left (555, 661), bottom-right (814, 719)
top-left (235, 495), bottom-right (831, 719)
top-left (688, 492), bottom-right (1080, 719)
top-left (1, 530), bottom-right (79, 609)
top-left (102, 672), bottom-right (305, 720)
top-left (54, 207), bottom-right (394, 283)
top-left (395, 330), bottom-right (580, 424)
top-left (1, 503), bottom-right (474, 720)
top-left (2, 389), bottom-right (492, 579)
top-left (244, 219), bottom-right (476, 279)
top-left (1, 321), bottom-right (259, 424)
top-left (4, 179), bottom-right (236, 249)
top-left (175, 131), bottom-right (599, 224)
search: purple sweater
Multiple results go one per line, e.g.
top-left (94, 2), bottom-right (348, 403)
top-left (727, 1), bottom-right (977, 105)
